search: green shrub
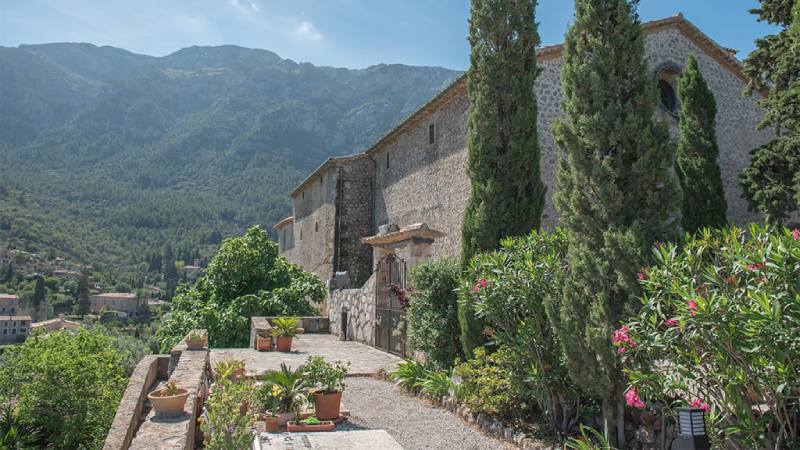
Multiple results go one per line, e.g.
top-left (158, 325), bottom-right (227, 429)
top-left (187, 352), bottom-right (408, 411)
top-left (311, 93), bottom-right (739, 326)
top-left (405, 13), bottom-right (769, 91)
top-left (0, 329), bottom-right (132, 449)
top-left (302, 356), bottom-right (348, 394)
top-left (407, 258), bottom-right (463, 369)
top-left (416, 369), bottom-right (453, 399)
top-left (623, 225), bottom-right (800, 449)
top-left (156, 226), bottom-right (325, 350)
top-left (390, 359), bottom-right (428, 392)
top-left (453, 347), bottom-right (518, 418)
top-left (201, 377), bottom-right (255, 450)
top-left (463, 230), bottom-right (579, 430)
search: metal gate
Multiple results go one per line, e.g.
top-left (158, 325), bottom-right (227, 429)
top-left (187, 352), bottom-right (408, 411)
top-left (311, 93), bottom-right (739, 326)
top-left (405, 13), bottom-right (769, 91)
top-left (375, 254), bottom-right (407, 356)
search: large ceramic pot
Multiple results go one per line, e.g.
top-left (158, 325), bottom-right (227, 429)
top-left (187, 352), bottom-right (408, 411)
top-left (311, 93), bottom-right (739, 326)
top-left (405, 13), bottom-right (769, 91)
top-left (276, 336), bottom-right (293, 352)
top-left (148, 387), bottom-right (189, 416)
top-left (313, 391), bottom-right (342, 420)
top-left (185, 337), bottom-right (206, 350)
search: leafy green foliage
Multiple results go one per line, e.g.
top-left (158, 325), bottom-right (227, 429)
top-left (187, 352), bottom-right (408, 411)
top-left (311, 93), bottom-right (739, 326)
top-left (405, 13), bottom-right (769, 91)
top-left (156, 226), bottom-right (324, 350)
top-left (622, 226), bottom-right (800, 448)
top-left (452, 347), bottom-right (518, 418)
top-left (390, 359), bottom-right (428, 392)
top-left (676, 55), bottom-right (727, 232)
top-left (550, 0), bottom-right (679, 442)
top-left (271, 316), bottom-right (301, 338)
top-left (0, 328), bottom-right (136, 449)
top-left (260, 363), bottom-right (310, 415)
top-left (461, 0), bottom-right (545, 264)
top-left (740, 0), bottom-right (800, 224)
top-left (462, 230), bottom-right (579, 431)
top-left (565, 424), bottom-right (615, 450)
top-left (200, 376), bottom-right (256, 450)
top-left (0, 43), bottom-right (461, 281)
top-left (302, 356), bottom-right (349, 394)
top-left (406, 258), bottom-right (463, 369)
top-left (416, 370), bottom-right (453, 399)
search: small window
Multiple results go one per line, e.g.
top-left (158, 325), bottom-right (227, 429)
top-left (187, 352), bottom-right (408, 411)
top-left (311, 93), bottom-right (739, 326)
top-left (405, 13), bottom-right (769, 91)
top-left (429, 123), bottom-right (435, 144)
top-left (11, 329), bottom-right (15, 335)
top-left (320, 177), bottom-right (323, 185)
top-left (300, 230), bottom-right (303, 241)
top-left (315, 222), bottom-right (319, 232)
top-left (3, 329), bottom-right (6, 335)
top-left (658, 79), bottom-right (677, 113)
top-left (302, 191), bottom-right (305, 199)
top-left (386, 153), bottom-right (390, 170)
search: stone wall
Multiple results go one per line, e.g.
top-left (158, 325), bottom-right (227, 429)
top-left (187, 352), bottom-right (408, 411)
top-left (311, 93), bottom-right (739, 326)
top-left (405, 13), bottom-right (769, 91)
top-left (335, 158), bottom-right (374, 287)
top-left (290, 166), bottom-right (339, 283)
top-left (328, 274), bottom-right (375, 345)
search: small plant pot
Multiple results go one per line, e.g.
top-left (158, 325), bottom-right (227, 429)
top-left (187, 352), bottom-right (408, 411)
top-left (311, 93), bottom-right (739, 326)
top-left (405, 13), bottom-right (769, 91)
top-left (286, 420), bottom-right (335, 432)
top-left (148, 387), bottom-right (189, 416)
top-left (312, 391), bottom-right (342, 420)
top-left (264, 415), bottom-right (280, 433)
top-left (256, 336), bottom-right (273, 351)
top-left (276, 336), bottom-right (293, 352)
top-left (185, 338), bottom-right (206, 350)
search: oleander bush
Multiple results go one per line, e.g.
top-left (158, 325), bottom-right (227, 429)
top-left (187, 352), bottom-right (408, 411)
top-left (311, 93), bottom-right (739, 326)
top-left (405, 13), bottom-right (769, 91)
top-left (459, 230), bottom-right (580, 430)
top-left (407, 258), bottom-right (463, 369)
top-left (622, 226), bottom-right (800, 449)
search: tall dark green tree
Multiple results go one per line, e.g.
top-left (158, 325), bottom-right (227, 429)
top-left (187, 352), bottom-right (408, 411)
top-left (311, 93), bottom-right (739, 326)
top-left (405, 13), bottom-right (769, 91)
top-left (459, 0), bottom-right (545, 357)
top-left (676, 54), bottom-right (728, 232)
top-left (740, 0), bottom-right (800, 224)
top-left (75, 272), bottom-right (91, 316)
top-left (32, 276), bottom-right (45, 320)
top-left (162, 243), bottom-right (179, 300)
top-left (548, 0), bottom-right (679, 445)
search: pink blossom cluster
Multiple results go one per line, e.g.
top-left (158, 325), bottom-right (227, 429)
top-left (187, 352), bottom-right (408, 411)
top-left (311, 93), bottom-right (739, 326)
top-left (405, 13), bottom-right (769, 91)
top-left (470, 278), bottom-right (487, 293)
top-left (625, 388), bottom-right (646, 409)
top-left (747, 261), bottom-right (766, 271)
top-left (690, 399), bottom-right (711, 412)
top-left (687, 299), bottom-right (698, 316)
top-left (664, 318), bottom-right (679, 328)
top-left (611, 325), bottom-right (637, 353)
top-left (793, 228), bottom-right (800, 241)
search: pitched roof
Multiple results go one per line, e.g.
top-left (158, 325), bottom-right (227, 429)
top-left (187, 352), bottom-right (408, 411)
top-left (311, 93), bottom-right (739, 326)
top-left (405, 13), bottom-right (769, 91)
top-left (273, 216), bottom-right (294, 230)
top-left (289, 153), bottom-right (368, 198)
top-left (0, 315), bottom-right (32, 321)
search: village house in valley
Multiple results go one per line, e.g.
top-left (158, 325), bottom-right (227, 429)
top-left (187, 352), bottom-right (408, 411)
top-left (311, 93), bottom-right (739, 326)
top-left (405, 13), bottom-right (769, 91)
top-left (274, 15), bottom-right (778, 355)
top-left (90, 292), bottom-right (144, 316)
top-left (0, 295), bottom-right (30, 344)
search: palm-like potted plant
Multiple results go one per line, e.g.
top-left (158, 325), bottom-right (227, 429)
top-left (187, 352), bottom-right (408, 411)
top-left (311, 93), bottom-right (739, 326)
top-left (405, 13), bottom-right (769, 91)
top-left (184, 330), bottom-right (207, 350)
top-left (271, 317), bottom-right (300, 352)
top-left (148, 380), bottom-right (189, 416)
top-left (213, 359), bottom-right (246, 382)
top-left (261, 363), bottom-right (309, 426)
top-left (302, 356), bottom-right (349, 420)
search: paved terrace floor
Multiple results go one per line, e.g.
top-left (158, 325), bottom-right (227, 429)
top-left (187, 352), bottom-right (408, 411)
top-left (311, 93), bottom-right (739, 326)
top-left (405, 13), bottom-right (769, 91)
top-left (210, 334), bottom-right (402, 376)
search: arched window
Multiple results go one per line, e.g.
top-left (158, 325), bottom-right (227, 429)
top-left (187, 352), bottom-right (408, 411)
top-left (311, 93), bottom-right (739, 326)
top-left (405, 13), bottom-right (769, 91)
top-left (659, 79), bottom-right (678, 113)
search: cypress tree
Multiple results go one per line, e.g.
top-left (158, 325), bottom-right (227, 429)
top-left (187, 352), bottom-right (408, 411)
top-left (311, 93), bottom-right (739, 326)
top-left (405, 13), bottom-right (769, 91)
top-left (460, 0), bottom-right (546, 264)
top-left (33, 275), bottom-right (46, 320)
top-left (676, 54), bottom-right (727, 232)
top-left (548, 0), bottom-right (679, 445)
top-left (459, 0), bottom-right (545, 357)
top-left (75, 272), bottom-right (91, 316)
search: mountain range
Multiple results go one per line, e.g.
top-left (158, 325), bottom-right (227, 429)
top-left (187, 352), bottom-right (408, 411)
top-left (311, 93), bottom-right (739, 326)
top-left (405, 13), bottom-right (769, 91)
top-left (0, 43), bottom-right (461, 280)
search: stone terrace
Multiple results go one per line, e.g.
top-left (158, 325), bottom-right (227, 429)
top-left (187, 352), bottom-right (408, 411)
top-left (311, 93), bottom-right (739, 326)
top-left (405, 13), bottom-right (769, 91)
top-left (210, 333), bottom-right (402, 377)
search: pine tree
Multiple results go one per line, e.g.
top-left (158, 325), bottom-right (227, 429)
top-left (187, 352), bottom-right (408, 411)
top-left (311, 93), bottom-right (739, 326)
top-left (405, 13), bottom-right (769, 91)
top-left (548, 0), bottom-right (679, 445)
top-left (459, 0), bottom-right (545, 357)
top-left (676, 54), bottom-right (728, 232)
top-left (740, 0), bottom-right (800, 224)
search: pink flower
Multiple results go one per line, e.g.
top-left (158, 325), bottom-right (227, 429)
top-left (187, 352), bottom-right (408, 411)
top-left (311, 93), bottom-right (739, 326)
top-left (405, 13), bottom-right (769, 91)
top-left (687, 300), bottom-right (697, 316)
top-left (617, 347), bottom-right (626, 354)
top-left (470, 285), bottom-right (481, 293)
top-left (748, 261), bottom-right (765, 271)
top-left (664, 318), bottom-right (679, 328)
top-left (478, 278), bottom-right (487, 288)
top-left (793, 229), bottom-right (800, 241)
top-left (612, 325), bottom-right (637, 351)
top-left (625, 388), bottom-right (646, 409)
top-left (637, 270), bottom-right (648, 281)
top-left (690, 399), bottom-right (711, 413)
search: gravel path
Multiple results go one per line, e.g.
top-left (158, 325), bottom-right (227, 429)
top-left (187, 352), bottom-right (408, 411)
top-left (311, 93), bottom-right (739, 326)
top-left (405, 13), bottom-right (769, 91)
top-left (338, 377), bottom-right (514, 450)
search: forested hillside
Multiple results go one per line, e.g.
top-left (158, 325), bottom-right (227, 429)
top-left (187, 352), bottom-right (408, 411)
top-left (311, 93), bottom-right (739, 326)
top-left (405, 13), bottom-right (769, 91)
top-left (0, 43), bottom-right (461, 280)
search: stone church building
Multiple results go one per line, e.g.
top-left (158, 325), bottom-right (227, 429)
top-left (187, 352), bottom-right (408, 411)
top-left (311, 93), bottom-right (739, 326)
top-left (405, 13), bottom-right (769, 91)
top-left (274, 15), bottom-right (774, 354)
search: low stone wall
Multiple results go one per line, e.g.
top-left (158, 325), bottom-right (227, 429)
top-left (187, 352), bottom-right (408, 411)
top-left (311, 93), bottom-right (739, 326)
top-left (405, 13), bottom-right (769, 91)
top-left (105, 330), bottom-right (210, 450)
top-left (248, 316), bottom-right (330, 349)
top-left (103, 355), bottom-right (169, 450)
top-left (328, 274), bottom-right (375, 345)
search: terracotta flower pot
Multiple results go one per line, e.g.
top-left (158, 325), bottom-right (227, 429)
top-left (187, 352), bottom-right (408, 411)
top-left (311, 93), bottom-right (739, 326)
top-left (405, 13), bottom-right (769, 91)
top-left (256, 336), bottom-right (273, 351)
top-left (185, 337), bottom-right (206, 350)
top-left (286, 420), bottom-right (335, 432)
top-left (277, 411), bottom-right (294, 427)
top-left (313, 391), bottom-right (342, 420)
top-left (148, 387), bottom-right (189, 416)
top-left (276, 336), bottom-right (293, 352)
top-left (264, 415), bottom-right (280, 433)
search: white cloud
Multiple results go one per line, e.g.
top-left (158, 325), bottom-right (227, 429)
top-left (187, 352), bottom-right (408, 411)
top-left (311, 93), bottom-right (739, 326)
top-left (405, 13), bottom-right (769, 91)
top-left (295, 20), bottom-right (322, 41)
top-left (228, 0), bottom-right (260, 14)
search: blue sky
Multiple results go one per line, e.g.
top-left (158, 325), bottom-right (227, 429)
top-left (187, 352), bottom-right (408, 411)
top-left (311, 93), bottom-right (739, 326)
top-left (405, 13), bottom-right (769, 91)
top-left (0, 0), bottom-right (778, 70)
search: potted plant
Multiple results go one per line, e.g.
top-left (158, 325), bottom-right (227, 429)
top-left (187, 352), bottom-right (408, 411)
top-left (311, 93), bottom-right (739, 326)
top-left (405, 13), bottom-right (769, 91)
top-left (148, 380), bottom-right (189, 416)
top-left (261, 363), bottom-right (309, 427)
top-left (184, 330), bottom-right (207, 350)
top-left (213, 358), bottom-right (246, 382)
top-left (257, 386), bottom-right (282, 433)
top-left (271, 317), bottom-right (300, 352)
top-left (286, 416), bottom-right (336, 432)
top-left (256, 332), bottom-right (273, 351)
top-left (200, 376), bottom-right (256, 449)
top-left (303, 356), bottom-right (349, 420)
